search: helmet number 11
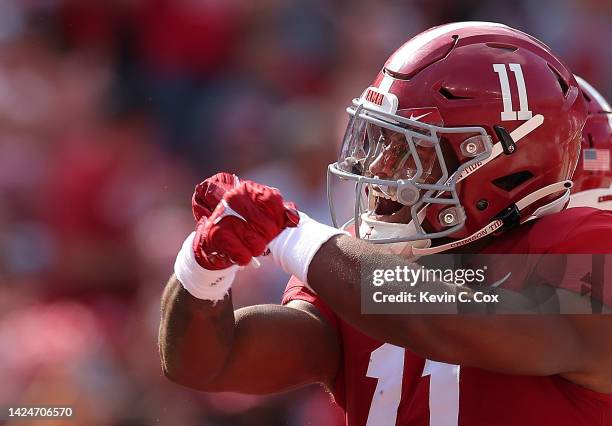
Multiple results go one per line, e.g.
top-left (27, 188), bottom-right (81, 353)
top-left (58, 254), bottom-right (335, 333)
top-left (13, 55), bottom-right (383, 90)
top-left (493, 63), bottom-right (533, 121)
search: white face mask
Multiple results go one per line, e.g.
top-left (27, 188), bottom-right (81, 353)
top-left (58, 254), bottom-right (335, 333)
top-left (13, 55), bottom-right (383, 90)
top-left (357, 213), bottom-right (431, 260)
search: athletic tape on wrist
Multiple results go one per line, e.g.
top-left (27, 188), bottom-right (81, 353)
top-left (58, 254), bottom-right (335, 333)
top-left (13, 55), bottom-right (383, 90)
top-left (268, 212), bottom-right (348, 285)
top-left (174, 232), bottom-right (238, 302)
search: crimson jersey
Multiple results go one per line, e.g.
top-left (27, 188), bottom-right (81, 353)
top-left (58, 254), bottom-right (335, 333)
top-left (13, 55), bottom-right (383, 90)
top-left (282, 207), bottom-right (612, 426)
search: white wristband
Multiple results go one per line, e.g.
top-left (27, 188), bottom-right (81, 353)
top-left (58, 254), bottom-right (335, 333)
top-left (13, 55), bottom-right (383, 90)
top-left (268, 212), bottom-right (348, 285)
top-left (174, 232), bottom-right (239, 302)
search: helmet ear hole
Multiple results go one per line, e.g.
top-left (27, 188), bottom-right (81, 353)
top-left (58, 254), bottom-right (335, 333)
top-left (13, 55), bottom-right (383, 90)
top-left (492, 170), bottom-right (534, 192)
top-left (476, 199), bottom-right (489, 211)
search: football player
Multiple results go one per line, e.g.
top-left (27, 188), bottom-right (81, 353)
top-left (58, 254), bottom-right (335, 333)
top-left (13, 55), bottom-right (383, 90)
top-left (160, 23), bottom-right (612, 426)
top-left (569, 77), bottom-right (612, 209)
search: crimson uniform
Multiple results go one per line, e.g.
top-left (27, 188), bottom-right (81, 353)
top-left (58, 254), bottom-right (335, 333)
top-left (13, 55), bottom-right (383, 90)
top-left (282, 208), bottom-right (612, 426)
top-left (176, 20), bottom-right (611, 426)
top-left (183, 22), bottom-right (610, 426)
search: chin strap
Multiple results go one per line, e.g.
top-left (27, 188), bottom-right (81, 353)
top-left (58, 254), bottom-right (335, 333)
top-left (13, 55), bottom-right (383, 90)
top-left (409, 180), bottom-right (573, 256)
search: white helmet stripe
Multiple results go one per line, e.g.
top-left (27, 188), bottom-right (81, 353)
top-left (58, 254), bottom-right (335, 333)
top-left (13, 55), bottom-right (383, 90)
top-left (454, 114), bottom-right (544, 183)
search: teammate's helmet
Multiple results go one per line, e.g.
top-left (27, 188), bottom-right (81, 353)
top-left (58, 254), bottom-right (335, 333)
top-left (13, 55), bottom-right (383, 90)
top-left (327, 22), bottom-right (587, 253)
top-left (568, 76), bottom-right (612, 208)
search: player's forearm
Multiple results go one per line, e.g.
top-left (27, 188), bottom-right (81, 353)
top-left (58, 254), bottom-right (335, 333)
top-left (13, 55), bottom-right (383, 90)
top-left (307, 236), bottom-right (588, 373)
top-left (159, 275), bottom-right (236, 389)
top-left (306, 235), bottom-right (445, 350)
top-left (307, 236), bottom-right (518, 360)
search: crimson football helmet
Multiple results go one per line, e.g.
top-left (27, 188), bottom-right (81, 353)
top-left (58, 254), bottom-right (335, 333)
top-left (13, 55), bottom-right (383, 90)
top-left (327, 22), bottom-right (587, 255)
top-left (568, 76), bottom-right (612, 209)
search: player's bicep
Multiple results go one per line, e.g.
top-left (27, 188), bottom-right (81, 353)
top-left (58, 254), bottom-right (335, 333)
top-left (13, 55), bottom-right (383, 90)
top-left (203, 301), bottom-right (340, 394)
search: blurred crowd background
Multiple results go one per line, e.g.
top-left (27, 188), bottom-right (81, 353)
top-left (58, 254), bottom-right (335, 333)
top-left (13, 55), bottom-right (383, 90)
top-left (0, 0), bottom-right (610, 425)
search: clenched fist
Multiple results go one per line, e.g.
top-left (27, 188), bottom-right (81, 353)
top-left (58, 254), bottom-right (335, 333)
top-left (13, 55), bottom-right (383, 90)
top-left (191, 173), bottom-right (300, 270)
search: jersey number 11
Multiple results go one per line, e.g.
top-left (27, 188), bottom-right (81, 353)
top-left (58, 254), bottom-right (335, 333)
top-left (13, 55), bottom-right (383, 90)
top-left (366, 343), bottom-right (460, 426)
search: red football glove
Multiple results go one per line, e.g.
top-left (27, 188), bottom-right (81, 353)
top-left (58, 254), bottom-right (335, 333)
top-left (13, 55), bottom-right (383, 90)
top-left (191, 174), bottom-right (300, 270)
top-left (192, 172), bottom-right (240, 221)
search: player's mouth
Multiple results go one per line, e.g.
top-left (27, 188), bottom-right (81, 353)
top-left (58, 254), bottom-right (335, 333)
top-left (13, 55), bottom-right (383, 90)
top-left (372, 192), bottom-right (411, 223)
